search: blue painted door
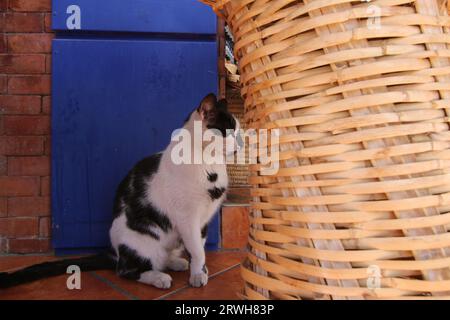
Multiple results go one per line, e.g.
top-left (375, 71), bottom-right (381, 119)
top-left (52, 0), bottom-right (219, 254)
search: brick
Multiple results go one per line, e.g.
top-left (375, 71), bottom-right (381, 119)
top-left (3, 115), bottom-right (50, 135)
top-left (0, 0), bottom-right (7, 12)
top-left (8, 239), bottom-right (51, 254)
top-left (221, 206), bottom-right (250, 249)
top-left (45, 53), bottom-right (51, 73)
top-left (0, 136), bottom-right (45, 155)
top-left (0, 95), bottom-right (41, 114)
top-left (0, 217), bottom-right (39, 237)
top-left (39, 217), bottom-right (51, 237)
top-left (8, 156), bottom-right (50, 176)
top-left (42, 95), bottom-right (50, 114)
top-left (8, 0), bottom-right (51, 12)
top-left (7, 34), bottom-right (52, 53)
top-left (0, 75), bottom-right (5, 93)
top-left (4, 13), bottom-right (43, 32)
top-left (40, 176), bottom-right (50, 196)
top-left (0, 198), bottom-right (6, 217)
top-left (0, 35), bottom-right (5, 53)
top-left (0, 156), bottom-right (6, 175)
top-left (0, 176), bottom-right (40, 196)
top-left (12, 157), bottom-right (47, 179)
top-left (44, 136), bottom-right (50, 155)
top-left (8, 196), bottom-right (50, 217)
top-left (44, 13), bottom-right (51, 32)
top-left (8, 75), bottom-right (51, 94)
top-left (0, 54), bottom-right (46, 74)
top-left (0, 238), bottom-right (7, 253)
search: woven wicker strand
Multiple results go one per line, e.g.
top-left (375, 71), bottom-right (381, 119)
top-left (200, 0), bottom-right (450, 299)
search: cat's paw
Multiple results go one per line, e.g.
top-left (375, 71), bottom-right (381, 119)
top-left (189, 272), bottom-right (208, 287)
top-left (153, 273), bottom-right (173, 289)
top-left (139, 271), bottom-right (173, 289)
top-left (168, 257), bottom-right (189, 272)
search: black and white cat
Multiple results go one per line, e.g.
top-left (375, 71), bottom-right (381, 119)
top-left (0, 93), bottom-right (241, 289)
top-left (110, 93), bottom-right (240, 288)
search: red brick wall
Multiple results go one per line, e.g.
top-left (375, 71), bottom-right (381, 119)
top-left (0, 0), bottom-right (53, 254)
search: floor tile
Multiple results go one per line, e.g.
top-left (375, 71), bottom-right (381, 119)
top-left (0, 255), bottom-right (127, 300)
top-left (204, 251), bottom-right (246, 274)
top-left (0, 272), bottom-right (128, 300)
top-left (0, 255), bottom-right (59, 272)
top-left (93, 269), bottom-right (188, 300)
top-left (94, 251), bottom-right (247, 300)
top-left (0, 251), bottom-right (247, 300)
top-left (166, 265), bottom-right (244, 300)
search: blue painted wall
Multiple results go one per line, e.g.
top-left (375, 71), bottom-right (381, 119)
top-left (52, 0), bottom-right (216, 34)
top-left (52, 1), bottom-right (219, 254)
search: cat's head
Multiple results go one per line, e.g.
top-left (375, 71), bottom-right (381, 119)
top-left (186, 93), bottom-right (243, 156)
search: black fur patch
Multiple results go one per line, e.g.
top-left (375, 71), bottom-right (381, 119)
top-left (198, 94), bottom-right (236, 137)
top-left (125, 202), bottom-right (171, 240)
top-left (117, 244), bottom-right (152, 280)
top-left (208, 187), bottom-right (226, 200)
top-left (207, 111), bottom-right (236, 137)
top-left (201, 224), bottom-right (208, 239)
top-left (207, 171), bottom-right (218, 182)
top-left (113, 153), bottom-right (172, 238)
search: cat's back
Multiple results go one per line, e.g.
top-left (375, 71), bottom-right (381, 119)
top-left (113, 152), bottom-right (163, 218)
top-left (133, 153), bottom-right (163, 176)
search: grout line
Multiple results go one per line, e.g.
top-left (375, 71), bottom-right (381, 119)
top-left (156, 284), bottom-right (190, 300)
top-left (0, 253), bottom-right (54, 257)
top-left (209, 262), bottom-right (242, 279)
top-left (89, 271), bottom-right (140, 301)
top-left (157, 262), bottom-right (242, 300)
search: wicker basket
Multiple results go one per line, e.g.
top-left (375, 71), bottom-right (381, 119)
top-left (201, 0), bottom-right (450, 299)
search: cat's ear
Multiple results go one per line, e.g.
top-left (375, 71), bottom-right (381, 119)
top-left (198, 93), bottom-right (217, 120)
top-left (217, 98), bottom-right (228, 111)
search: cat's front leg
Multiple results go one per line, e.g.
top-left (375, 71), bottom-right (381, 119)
top-left (178, 220), bottom-right (208, 287)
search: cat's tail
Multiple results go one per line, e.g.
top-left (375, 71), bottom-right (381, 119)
top-left (0, 252), bottom-right (116, 289)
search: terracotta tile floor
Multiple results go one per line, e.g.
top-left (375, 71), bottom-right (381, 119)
top-left (0, 251), bottom-right (246, 300)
